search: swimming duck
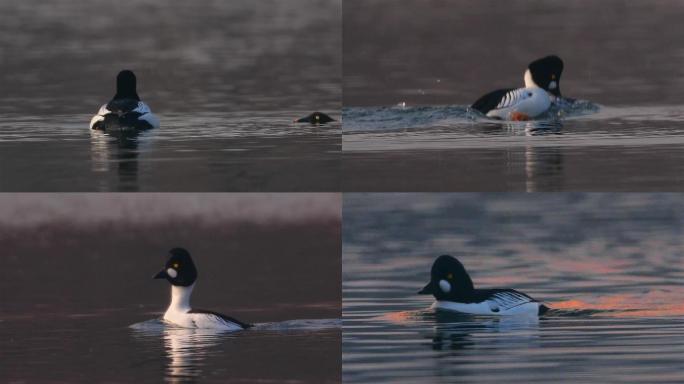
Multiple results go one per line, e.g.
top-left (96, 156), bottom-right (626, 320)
top-left (154, 248), bottom-right (252, 330)
top-left (294, 112), bottom-right (335, 124)
top-left (90, 70), bottom-right (160, 131)
top-left (471, 55), bottom-right (564, 121)
top-left (419, 255), bottom-right (549, 316)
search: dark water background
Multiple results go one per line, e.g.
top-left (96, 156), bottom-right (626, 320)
top-left (343, 193), bottom-right (684, 383)
top-left (0, 194), bottom-right (341, 383)
top-left (0, 0), bottom-right (341, 191)
top-left (342, 0), bottom-right (684, 191)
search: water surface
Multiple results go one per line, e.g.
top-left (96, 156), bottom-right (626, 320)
top-left (0, 113), bottom-right (340, 191)
top-left (343, 105), bottom-right (684, 191)
top-left (343, 193), bottom-right (684, 383)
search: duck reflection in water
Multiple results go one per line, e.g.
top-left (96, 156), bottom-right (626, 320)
top-left (162, 326), bottom-right (232, 382)
top-left (131, 321), bottom-right (237, 383)
top-left (424, 311), bottom-right (540, 352)
top-left (490, 121), bottom-right (564, 191)
top-left (501, 119), bottom-right (563, 136)
top-left (90, 129), bottom-right (149, 191)
top-left (377, 309), bottom-right (540, 353)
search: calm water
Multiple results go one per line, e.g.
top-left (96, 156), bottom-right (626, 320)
top-left (343, 194), bottom-right (684, 383)
top-left (0, 194), bottom-right (341, 383)
top-left (0, 113), bottom-right (340, 191)
top-left (0, 0), bottom-right (340, 191)
top-left (343, 0), bottom-right (684, 191)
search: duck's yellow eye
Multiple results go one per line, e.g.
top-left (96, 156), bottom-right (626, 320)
top-left (173, 263), bottom-right (179, 268)
top-left (447, 273), bottom-right (453, 279)
top-left (315, 115), bottom-right (320, 120)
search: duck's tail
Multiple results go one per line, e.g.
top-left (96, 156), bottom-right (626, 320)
top-left (539, 304), bottom-right (550, 316)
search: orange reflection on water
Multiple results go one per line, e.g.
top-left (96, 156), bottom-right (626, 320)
top-left (374, 310), bottom-right (419, 324)
top-left (552, 289), bottom-right (684, 317)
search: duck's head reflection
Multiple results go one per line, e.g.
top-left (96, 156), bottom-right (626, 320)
top-left (131, 321), bottom-right (235, 382)
top-left (90, 129), bottom-right (148, 191)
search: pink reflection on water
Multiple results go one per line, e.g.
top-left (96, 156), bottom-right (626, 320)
top-left (553, 259), bottom-right (634, 274)
top-left (552, 289), bottom-right (684, 317)
top-left (374, 310), bottom-right (423, 324)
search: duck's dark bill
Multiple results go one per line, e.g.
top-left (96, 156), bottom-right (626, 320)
top-left (153, 269), bottom-right (167, 279)
top-left (418, 282), bottom-right (434, 294)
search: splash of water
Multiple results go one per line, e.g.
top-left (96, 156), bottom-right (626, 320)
top-left (343, 99), bottom-right (601, 133)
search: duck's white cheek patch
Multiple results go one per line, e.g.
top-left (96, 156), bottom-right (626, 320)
top-left (439, 279), bottom-right (451, 293)
top-left (549, 81), bottom-right (557, 90)
top-left (166, 268), bottom-right (178, 278)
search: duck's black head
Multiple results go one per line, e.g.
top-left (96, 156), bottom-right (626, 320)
top-left (527, 55), bottom-right (563, 97)
top-left (295, 112), bottom-right (335, 124)
top-left (153, 247), bottom-right (198, 287)
top-left (418, 255), bottom-right (474, 300)
top-left (114, 70), bottom-right (140, 101)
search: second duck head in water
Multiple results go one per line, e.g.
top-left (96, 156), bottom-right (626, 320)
top-left (294, 112), bottom-right (335, 124)
top-left (153, 248), bottom-right (251, 330)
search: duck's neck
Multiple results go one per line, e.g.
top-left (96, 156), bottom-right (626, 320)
top-left (524, 69), bottom-right (538, 88)
top-left (168, 284), bottom-right (194, 313)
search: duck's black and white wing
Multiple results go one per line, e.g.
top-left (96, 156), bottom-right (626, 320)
top-left (486, 289), bottom-right (537, 312)
top-left (472, 88), bottom-right (514, 114)
top-left (188, 309), bottom-right (252, 330)
top-left (492, 89), bottom-right (530, 111)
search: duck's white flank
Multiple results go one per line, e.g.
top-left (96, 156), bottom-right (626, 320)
top-left (162, 284), bottom-right (243, 331)
top-left (432, 290), bottom-right (542, 316)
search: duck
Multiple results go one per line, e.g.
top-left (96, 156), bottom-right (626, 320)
top-left (90, 70), bottom-right (160, 131)
top-left (471, 55), bottom-right (564, 121)
top-left (418, 255), bottom-right (549, 316)
top-left (153, 248), bottom-right (251, 330)
top-left (294, 112), bottom-right (335, 124)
